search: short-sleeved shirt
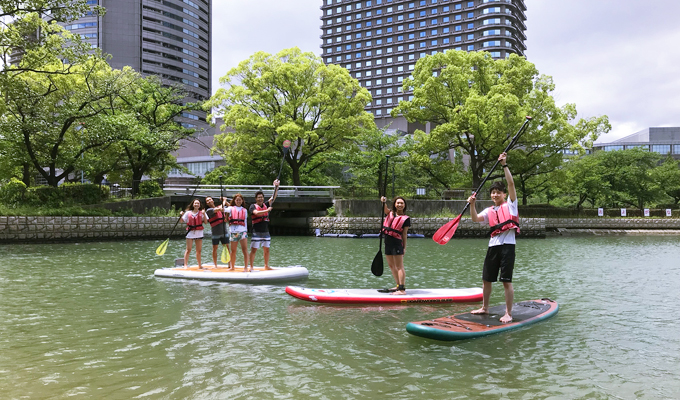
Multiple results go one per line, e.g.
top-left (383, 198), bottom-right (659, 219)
top-left (249, 201), bottom-right (271, 233)
top-left (205, 207), bottom-right (226, 236)
top-left (225, 206), bottom-right (247, 233)
top-left (477, 197), bottom-right (518, 247)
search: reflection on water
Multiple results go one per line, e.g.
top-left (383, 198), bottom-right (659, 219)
top-left (1, 236), bottom-right (679, 399)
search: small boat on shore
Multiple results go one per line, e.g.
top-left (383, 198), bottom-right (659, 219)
top-left (154, 265), bottom-right (309, 283)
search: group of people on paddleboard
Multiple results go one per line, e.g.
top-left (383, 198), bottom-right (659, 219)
top-left (379, 152), bottom-right (519, 322)
top-left (180, 179), bottom-right (280, 271)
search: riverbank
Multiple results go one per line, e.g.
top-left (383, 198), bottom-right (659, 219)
top-left (2, 215), bottom-right (680, 243)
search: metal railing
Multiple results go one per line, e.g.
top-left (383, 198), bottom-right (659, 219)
top-left (163, 185), bottom-right (340, 198)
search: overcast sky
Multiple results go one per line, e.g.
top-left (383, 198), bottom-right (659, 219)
top-left (211, 0), bottom-right (680, 143)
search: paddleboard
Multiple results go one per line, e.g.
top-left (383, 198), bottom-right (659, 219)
top-left (154, 265), bottom-right (308, 283)
top-left (285, 286), bottom-right (483, 304)
top-left (406, 298), bottom-right (558, 341)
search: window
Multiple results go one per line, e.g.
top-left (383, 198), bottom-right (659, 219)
top-left (431, 29), bottom-right (438, 35)
top-left (420, 31), bottom-right (426, 37)
top-left (431, 39), bottom-right (437, 45)
top-left (408, 43), bottom-right (415, 49)
top-left (397, 55), bottom-right (403, 61)
top-left (467, 34), bottom-right (474, 40)
top-left (375, 109), bottom-right (382, 115)
top-left (490, 51), bottom-right (501, 58)
top-left (408, 53), bottom-right (415, 59)
top-left (408, 13), bottom-right (414, 18)
top-left (398, 14), bottom-right (404, 21)
top-left (467, 23), bottom-right (474, 29)
top-left (455, 36), bottom-right (462, 42)
top-left (409, 33), bottom-right (415, 39)
top-left (467, 44), bottom-right (474, 50)
top-left (455, 25), bottom-right (462, 31)
top-left (376, 79), bottom-right (383, 85)
top-left (387, 77), bottom-right (393, 83)
top-left (652, 144), bottom-right (671, 154)
top-left (375, 89), bottom-right (382, 95)
top-left (443, 38), bottom-right (449, 43)
top-left (431, 8), bottom-right (437, 14)
top-left (387, 57), bottom-right (393, 63)
top-left (431, 18), bottom-right (438, 24)
top-left (604, 145), bottom-right (624, 151)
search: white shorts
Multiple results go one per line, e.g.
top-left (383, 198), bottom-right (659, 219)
top-left (186, 229), bottom-right (204, 240)
top-left (250, 232), bottom-right (271, 249)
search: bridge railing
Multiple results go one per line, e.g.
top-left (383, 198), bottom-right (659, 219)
top-left (163, 185), bottom-right (340, 198)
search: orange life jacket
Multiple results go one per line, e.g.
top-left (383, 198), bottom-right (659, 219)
top-left (486, 202), bottom-right (520, 237)
top-left (382, 212), bottom-right (409, 240)
top-left (251, 203), bottom-right (269, 225)
top-left (228, 207), bottom-right (246, 226)
top-left (185, 211), bottom-right (204, 232)
top-left (208, 209), bottom-right (225, 227)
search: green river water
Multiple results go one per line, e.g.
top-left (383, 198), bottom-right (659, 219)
top-left (1, 235), bottom-right (679, 399)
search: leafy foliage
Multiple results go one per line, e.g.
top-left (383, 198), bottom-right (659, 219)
top-left (393, 50), bottom-right (610, 203)
top-left (206, 47), bottom-right (376, 186)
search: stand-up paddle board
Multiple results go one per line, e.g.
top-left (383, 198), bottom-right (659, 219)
top-left (406, 298), bottom-right (558, 341)
top-left (285, 286), bottom-right (483, 304)
top-left (154, 265), bottom-right (308, 283)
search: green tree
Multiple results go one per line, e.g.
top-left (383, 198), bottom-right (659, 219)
top-left (117, 75), bottom-right (198, 197)
top-left (0, 57), bottom-right (136, 186)
top-left (206, 47), bottom-right (375, 186)
top-left (560, 153), bottom-right (612, 209)
top-left (393, 51), bottom-right (609, 203)
top-left (650, 156), bottom-right (680, 205)
top-left (598, 148), bottom-right (664, 210)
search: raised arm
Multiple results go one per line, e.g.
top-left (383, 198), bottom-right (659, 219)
top-left (269, 179), bottom-right (280, 204)
top-left (500, 152), bottom-right (516, 202)
top-left (468, 193), bottom-right (484, 223)
top-left (380, 196), bottom-right (390, 215)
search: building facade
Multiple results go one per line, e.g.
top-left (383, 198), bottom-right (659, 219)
top-left (593, 127), bottom-right (680, 160)
top-left (58, 0), bottom-right (212, 133)
top-left (319, 0), bottom-right (527, 132)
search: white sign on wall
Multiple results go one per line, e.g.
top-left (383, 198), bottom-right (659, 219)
top-left (667, 209), bottom-right (673, 217)
top-left (644, 209), bottom-right (650, 217)
top-left (598, 208), bottom-right (604, 217)
top-left (416, 188), bottom-right (426, 196)
top-left (621, 208), bottom-right (627, 217)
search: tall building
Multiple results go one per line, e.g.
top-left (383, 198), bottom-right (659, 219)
top-left (58, 0), bottom-right (212, 134)
top-left (320, 0), bottom-right (527, 133)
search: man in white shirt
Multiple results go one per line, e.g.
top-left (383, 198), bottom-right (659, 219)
top-left (467, 152), bottom-right (519, 323)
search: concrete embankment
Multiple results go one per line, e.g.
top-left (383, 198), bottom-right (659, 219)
top-left (2, 216), bottom-right (680, 243)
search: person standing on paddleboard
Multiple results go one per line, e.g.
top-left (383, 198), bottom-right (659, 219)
top-left (468, 152), bottom-right (519, 323)
top-left (248, 179), bottom-right (280, 271)
top-left (181, 199), bottom-right (208, 269)
top-left (225, 194), bottom-right (249, 271)
top-left (205, 196), bottom-right (229, 269)
top-left (378, 196), bottom-right (410, 295)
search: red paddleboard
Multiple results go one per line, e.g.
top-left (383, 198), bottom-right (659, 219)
top-left (285, 286), bottom-right (483, 304)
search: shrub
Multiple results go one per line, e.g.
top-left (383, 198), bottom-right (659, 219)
top-left (60, 182), bottom-right (109, 204)
top-left (138, 180), bottom-right (164, 198)
top-left (0, 178), bottom-right (28, 204)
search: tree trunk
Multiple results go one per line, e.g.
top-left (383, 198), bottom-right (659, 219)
top-left (22, 163), bottom-right (31, 186)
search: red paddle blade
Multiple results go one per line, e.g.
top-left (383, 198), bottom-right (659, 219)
top-left (432, 215), bottom-right (462, 245)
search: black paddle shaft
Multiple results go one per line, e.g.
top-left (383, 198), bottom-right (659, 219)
top-left (459, 116), bottom-right (532, 216)
top-left (371, 155), bottom-right (390, 277)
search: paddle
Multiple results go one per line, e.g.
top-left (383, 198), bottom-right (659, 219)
top-left (277, 140), bottom-right (292, 181)
top-left (432, 116), bottom-right (532, 245)
top-left (156, 179), bottom-right (201, 255)
top-left (371, 155), bottom-right (390, 277)
top-left (219, 176), bottom-right (230, 264)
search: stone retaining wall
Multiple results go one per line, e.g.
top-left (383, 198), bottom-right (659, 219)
top-left (2, 216), bottom-right (679, 243)
top-left (0, 216), bottom-right (180, 242)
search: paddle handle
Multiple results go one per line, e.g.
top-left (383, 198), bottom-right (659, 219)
top-left (469, 116), bottom-right (531, 200)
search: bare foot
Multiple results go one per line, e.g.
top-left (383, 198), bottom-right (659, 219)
top-left (500, 313), bottom-right (513, 323)
top-left (264, 266), bottom-right (272, 270)
top-left (391, 290), bottom-right (406, 295)
top-left (471, 307), bottom-right (488, 315)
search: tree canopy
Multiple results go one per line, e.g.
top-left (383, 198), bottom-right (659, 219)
top-left (206, 47), bottom-right (376, 186)
top-left (393, 50), bottom-right (610, 202)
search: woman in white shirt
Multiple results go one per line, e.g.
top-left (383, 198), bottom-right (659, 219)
top-left (225, 194), bottom-right (250, 271)
top-left (181, 199), bottom-right (208, 268)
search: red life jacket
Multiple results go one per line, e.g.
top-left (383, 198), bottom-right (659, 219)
top-left (251, 203), bottom-right (269, 225)
top-left (382, 212), bottom-right (409, 240)
top-left (185, 211), bottom-right (204, 231)
top-left (486, 202), bottom-right (520, 237)
top-left (228, 207), bottom-right (246, 226)
top-left (208, 209), bottom-right (224, 228)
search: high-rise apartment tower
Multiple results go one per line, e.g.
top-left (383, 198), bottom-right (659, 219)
top-left (320, 0), bottom-right (526, 132)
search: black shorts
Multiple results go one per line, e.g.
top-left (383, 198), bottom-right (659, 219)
top-left (482, 244), bottom-right (515, 283)
top-left (211, 235), bottom-right (229, 246)
top-left (384, 235), bottom-right (404, 256)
